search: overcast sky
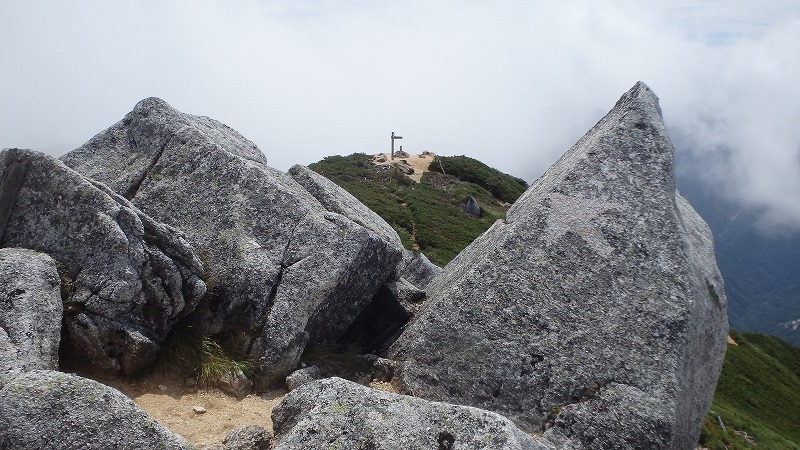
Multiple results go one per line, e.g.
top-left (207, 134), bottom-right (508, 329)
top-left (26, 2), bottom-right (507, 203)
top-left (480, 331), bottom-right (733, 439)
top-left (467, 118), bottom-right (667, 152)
top-left (2, 0), bottom-right (799, 233)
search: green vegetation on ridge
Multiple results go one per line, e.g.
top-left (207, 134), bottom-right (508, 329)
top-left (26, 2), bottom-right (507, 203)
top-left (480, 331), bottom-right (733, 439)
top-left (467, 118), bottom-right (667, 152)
top-left (309, 153), bottom-right (524, 265)
top-left (700, 331), bottom-right (800, 449)
top-left (429, 155), bottom-right (528, 204)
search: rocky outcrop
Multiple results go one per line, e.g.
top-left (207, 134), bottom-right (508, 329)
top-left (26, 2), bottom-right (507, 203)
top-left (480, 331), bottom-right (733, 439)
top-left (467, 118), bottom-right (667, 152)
top-left (61, 99), bottom-right (402, 389)
top-left (287, 164), bottom-right (404, 252)
top-left (271, 377), bottom-right (551, 450)
top-left (389, 82), bottom-right (728, 448)
top-left (0, 149), bottom-right (205, 377)
top-left (0, 248), bottom-right (62, 387)
top-left (0, 370), bottom-right (193, 449)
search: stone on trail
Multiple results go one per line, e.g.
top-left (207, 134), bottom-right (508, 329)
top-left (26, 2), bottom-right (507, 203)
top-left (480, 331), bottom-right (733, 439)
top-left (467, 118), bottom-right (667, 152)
top-left (62, 98), bottom-right (402, 389)
top-left (0, 149), bottom-right (205, 377)
top-left (271, 377), bottom-right (551, 450)
top-left (0, 248), bottom-right (62, 387)
top-left (389, 82), bottom-right (728, 449)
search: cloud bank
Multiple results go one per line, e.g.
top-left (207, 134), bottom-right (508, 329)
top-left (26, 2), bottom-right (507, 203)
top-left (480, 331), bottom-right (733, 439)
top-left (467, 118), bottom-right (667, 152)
top-left (1, 0), bottom-right (798, 232)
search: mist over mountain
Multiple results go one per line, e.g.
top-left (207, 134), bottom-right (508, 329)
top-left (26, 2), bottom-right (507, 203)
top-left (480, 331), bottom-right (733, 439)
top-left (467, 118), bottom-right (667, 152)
top-left (675, 152), bottom-right (800, 346)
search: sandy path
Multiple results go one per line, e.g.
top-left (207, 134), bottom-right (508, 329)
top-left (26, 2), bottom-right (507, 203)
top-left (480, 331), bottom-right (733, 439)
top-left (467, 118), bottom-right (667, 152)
top-left (371, 152), bottom-right (436, 182)
top-left (106, 374), bottom-right (286, 448)
top-left (105, 374), bottom-right (398, 448)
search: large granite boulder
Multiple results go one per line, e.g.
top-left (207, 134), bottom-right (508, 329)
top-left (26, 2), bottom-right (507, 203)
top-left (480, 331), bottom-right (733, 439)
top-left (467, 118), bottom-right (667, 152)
top-left (0, 370), bottom-right (193, 449)
top-left (271, 377), bottom-right (551, 450)
top-left (389, 82), bottom-right (728, 449)
top-left (0, 149), bottom-right (205, 377)
top-left (62, 99), bottom-right (402, 389)
top-left (0, 248), bottom-right (62, 387)
top-left (397, 250), bottom-right (442, 290)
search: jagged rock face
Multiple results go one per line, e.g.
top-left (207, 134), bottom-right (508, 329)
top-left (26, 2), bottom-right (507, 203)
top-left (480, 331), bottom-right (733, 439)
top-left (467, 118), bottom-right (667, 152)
top-left (62, 99), bottom-right (402, 389)
top-left (271, 377), bottom-right (551, 450)
top-left (0, 370), bottom-right (193, 449)
top-left (0, 248), bottom-right (62, 387)
top-left (389, 82), bottom-right (728, 449)
top-left (0, 149), bottom-right (205, 377)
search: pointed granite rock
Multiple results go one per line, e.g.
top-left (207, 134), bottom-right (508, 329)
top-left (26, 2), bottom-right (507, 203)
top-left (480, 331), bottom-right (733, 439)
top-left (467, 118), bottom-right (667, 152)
top-left (0, 149), bottom-right (205, 377)
top-left (62, 99), bottom-right (402, 389)
top-left (389, 82), bottom-right (728, 449)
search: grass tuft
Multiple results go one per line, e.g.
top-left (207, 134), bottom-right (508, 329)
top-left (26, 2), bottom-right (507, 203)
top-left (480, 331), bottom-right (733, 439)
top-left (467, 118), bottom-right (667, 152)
top-left (158, 324), bottom-right (252, 387)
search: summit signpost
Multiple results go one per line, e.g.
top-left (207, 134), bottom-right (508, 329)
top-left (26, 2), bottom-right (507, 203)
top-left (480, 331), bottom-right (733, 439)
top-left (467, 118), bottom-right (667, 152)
top-left (391, 132), bottom-right (403, 160)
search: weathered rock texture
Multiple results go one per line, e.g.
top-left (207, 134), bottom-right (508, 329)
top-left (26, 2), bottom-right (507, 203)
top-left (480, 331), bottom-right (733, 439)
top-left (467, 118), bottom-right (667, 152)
top-left (0, 149), bottom-right (205, 377)
top-left (0, 370), bottom-right (193, 449)
top-left (62, 99), bottom-right (402, 388)
top-left (389, 82), bottom-right (728, 449)
top-left (397, 250), bottom-right (442, 289)
top-left (287, 164), bottom-right (404, 253)
top-left (271, 377), bottom-right (551, 450)
top-left (0, 248), bottom-right (62, 387)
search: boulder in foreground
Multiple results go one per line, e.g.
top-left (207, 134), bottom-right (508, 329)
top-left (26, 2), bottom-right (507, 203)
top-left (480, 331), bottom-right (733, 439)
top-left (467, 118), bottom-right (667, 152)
top-left (271, 377), bottom-right (550, 450)
top-left (61, 99), bottom-right (402, 388)
top-left (390, 82), bottom-right (728, 449)
top-left (0, 370), bottom-right (193, 449)
top-left (1, 149), bottom-right (205, 377)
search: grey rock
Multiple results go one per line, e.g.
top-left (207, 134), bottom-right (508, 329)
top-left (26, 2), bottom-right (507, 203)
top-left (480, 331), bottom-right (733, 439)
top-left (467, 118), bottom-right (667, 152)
top-left (461, 196), bottom-right (482, 217)
top-left (0, 370), bottom-right (193, 449)
top-left (389, 82), bottom-right (728, 449)
top-left (61, 98), bottom-right (401, 389)
top-left (222, 424), bottom-right (271, 450)
top-left (216, 368), bottom-right (253, 399)
top-left (271, 377), bottom-right (550, 450)
top-left (285, 365), bottom-right (324, 391)
top-left (361, 354), bottom-right (395, 382)
top-left (397, 250), bottom-right (442, 290)
top-left (287, 164), bottom-right (404, 252)
top-left (393, 277), bottom-right (427, 304)
top-left (0, 248), bottom-right (62, 387)
top-left (542, 383), bottom-right (672, 449)
top-left (395, 162), bottom-right (414, 175)
top-left (0, 149), bottom-right (205, 377)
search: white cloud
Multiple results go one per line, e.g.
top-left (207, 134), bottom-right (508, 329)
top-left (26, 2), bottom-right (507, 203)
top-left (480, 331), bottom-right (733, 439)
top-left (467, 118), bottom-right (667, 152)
top-left (1, 0), bottom-right (798, 232)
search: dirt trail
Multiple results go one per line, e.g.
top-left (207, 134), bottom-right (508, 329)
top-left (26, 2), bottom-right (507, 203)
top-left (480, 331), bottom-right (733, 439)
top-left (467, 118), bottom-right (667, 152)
top-left (370, 152), bottom-right (436, 182)
top-left (106, 374), bottom-right (398, 448)
top-left (106, 374), bottom-right (286, 449)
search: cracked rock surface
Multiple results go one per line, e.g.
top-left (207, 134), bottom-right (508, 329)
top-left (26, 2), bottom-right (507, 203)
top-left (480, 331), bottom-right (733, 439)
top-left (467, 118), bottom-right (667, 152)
top-left (271, 377), bottom-right (550, 450)
top-left (0, 149), bottom-right (205, 377)
top-left (62, 98), bottom-right (402, 389)
top-left (0, 248), bottom-right (62, 387)
top-left (0, 370), bottom-right (193, 449)
top-left (389, 82), bottom-right (728, 449)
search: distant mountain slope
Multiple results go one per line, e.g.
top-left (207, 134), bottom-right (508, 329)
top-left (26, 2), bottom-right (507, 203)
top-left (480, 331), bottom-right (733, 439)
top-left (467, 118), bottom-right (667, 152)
top-left (700, 331), bottom-right (800, 449)
top-left (676, 172), bottom-right (800, 347)
top-left (308, 153), bottom-right (525, 266)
